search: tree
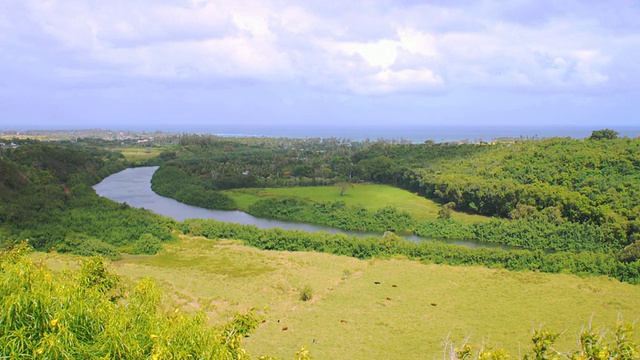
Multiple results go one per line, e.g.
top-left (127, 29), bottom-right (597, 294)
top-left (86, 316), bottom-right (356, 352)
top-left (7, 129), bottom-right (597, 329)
top-left (336, 181), bottom-right (353, 196)
top-left (589, 129), bottom-right (619, 140)
top-left (509, 204), bottom-right (538, 220)
top-left (438, 202), bottom-right (456, 219)
top-left (618, 241), bottom-right (640, 263)
top-left (330, 155), bottom-right (354, 179)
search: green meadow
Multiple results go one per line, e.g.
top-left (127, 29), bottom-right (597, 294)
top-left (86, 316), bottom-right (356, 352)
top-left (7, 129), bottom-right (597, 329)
top-left (114, 147), bottom-right (162, 161)
top-left (223, 184), bottom-right (489, 224)
top-left (38, 237), bottom-right (640, 359)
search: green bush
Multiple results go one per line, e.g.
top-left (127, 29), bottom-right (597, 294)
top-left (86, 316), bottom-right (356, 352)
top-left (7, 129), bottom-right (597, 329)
top-left (57, 233), bottom-right (122, 260)
top-left (437, 202), bottom-right (455, 219)
top-left (448, 322), bottom-right (639, 359)
top-left (132, 233), bottom-right (163, 255)
top-left (414, 219), bottom-right (474, 240)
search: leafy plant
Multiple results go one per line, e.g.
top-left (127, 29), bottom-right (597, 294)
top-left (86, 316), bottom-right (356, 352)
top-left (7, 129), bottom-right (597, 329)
top-left (0, 245), bottom-right (265, 359)
top-left (448, 323), bottom-right (639, 359)
top-left (132, 233), bottom-right (163, 255)
top-left (299, 285), bottom-right (313, 302)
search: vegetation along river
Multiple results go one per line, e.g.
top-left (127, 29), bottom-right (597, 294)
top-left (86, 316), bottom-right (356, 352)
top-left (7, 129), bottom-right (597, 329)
top-left (94, 167), bottom-right (513, 250)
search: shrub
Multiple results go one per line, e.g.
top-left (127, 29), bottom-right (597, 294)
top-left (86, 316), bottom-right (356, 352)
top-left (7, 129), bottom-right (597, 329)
top-left (299, 285), bottom-right (313, 302)
top-left (0, 245), bottom-right (263, 359)
top-left (438, 202), bottom-right (455, 219)
top-left (132, 233), bottom-right (163, 255)
top-left (57, 233), bottom-right (122, 260)
top-left (447, 322), bottom-right (639, 359)
top-left (619, 241), bottom-right (640, 263)
top-left (342, 269), bottom-right (352, 280)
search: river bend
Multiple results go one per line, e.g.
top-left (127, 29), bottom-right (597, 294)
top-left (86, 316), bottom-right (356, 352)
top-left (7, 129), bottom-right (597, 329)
top-left (94, 167), bottom-right (510, 249)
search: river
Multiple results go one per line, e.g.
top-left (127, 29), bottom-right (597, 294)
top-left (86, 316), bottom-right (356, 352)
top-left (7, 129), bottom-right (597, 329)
top-left (93, 167), bottom-right (511, 249)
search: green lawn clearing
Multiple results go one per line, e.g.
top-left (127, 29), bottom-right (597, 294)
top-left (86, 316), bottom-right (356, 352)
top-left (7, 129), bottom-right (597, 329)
top-left (223, 184), bottom-right (489, 224)
top-left (114, 147), bottom-right (162, 161)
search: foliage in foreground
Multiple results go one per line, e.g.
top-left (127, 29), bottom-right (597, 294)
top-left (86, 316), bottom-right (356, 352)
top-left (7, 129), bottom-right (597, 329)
top-left (1, 243), bottom-right (639, 359)
top-left (448, 324), bottom-right (639, 359)
top-left (0, 243), bottom-right (263, 359)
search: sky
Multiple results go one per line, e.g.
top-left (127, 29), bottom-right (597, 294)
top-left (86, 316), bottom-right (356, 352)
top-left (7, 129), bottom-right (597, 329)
top-left (1, 0), bottom-right (639, 132)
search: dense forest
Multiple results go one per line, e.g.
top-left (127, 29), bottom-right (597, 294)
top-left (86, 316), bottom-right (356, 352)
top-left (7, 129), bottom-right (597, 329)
top-left (150, 131), bottom-right (640, 257)
top-left (0, 141), bottom-right (175, 259)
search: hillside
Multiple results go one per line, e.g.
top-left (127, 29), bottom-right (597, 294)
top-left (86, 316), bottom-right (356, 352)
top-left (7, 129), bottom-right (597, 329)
top-left (35, 236), bottom-right (640, 359)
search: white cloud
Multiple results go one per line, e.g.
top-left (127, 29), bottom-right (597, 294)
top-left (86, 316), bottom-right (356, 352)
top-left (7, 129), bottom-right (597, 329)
top-left (351, 68), bottom-right (443, 95)
top-left (4, 0), bottom-right (639, 96)
top-left (334, 40), bottom-right (399, 68)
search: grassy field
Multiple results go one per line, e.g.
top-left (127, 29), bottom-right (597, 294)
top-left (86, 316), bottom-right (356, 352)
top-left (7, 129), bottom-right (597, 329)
top-left (1, 134), bottom-right (76, 141)
top-left (112, 147), bottom-right (162, 161)
top-left (37, 237), bottom-right (640, 359)
top-left (223, 185), bottom-right (489, 224)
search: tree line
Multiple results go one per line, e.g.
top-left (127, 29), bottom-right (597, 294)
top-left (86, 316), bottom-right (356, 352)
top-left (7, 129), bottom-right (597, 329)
top-left (178, 218), bottom-right (640, 285)
top-left (150, 130), bottom-right (640, 254)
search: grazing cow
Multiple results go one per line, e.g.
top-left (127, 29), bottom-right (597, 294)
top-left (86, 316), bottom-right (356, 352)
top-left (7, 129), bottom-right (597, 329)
top-left (391, 284), bottom-right (398, 287)
top-left (282, 326), bottom-right (288, 331)
top-left (374, 281), bottom-right (381, 284)
top-left (386, 297), bottom-right (392, 300)
top-left (431, 303), bottom-right (437, 306)
top-left (340, 319), bottom-right (348, 323)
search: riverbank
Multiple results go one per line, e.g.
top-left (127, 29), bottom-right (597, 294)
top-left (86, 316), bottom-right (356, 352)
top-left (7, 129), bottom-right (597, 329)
top-left (94, 166), bottom-right (512, 250)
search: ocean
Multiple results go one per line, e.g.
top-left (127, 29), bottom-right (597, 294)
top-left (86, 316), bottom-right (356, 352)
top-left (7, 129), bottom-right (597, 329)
top-left (174, 125), bottom-right (640, 144)
top-left (4, 124), bottom-right (639, 144)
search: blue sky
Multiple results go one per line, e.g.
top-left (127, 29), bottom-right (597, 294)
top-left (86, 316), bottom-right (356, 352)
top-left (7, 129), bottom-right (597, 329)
top-left (1, 0), bottom-right (639, 131)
